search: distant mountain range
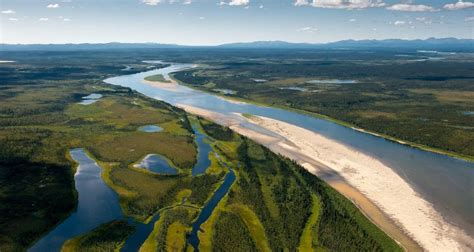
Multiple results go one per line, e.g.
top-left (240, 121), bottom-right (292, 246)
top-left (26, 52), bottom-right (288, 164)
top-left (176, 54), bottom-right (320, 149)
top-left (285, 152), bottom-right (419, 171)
top-left (218, 38), bottom-right (473, 50)
top-left (1, 38), bottom-right (472, 51)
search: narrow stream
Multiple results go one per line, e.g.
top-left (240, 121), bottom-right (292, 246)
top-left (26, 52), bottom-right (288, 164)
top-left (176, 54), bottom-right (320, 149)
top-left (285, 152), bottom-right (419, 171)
top-left (188, 168), bottom-right (236, 251)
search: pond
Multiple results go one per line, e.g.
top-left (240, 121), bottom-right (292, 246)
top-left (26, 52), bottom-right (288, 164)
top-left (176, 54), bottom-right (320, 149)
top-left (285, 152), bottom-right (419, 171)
top-left (138, 125), bottom-right (163, 133)
top-left (134, 154), bottom-right (178, 175)
top-left (306, 79), bottom-right (357, 84)
top-left (280, 86), bottom-right (308, 91)
top-left (78, 93), bottom-right (103, 105)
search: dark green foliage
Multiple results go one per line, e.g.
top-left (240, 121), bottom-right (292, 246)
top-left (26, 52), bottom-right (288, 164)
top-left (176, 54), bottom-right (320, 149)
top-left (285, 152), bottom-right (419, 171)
top-left (64, 220), bottom-right (135, 251)
top-left (155, 208), bottom-right (192, 252)
top-left (231, 139), bottom-right (312, 251)
top-left (213, 212), bottom-right (257, 252)
top-left (200, 120), bottom-right (235, 141)
top-left (295, 163), bottom-right (402, 252)
top-left (0, 160), bottom-right (76, 251)
top-left (188, 172), bottom-right (225, 205)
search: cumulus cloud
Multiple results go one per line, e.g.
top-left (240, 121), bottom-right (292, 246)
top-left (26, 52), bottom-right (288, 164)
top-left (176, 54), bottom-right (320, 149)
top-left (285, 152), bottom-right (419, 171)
top-left (387, 4), bottom-right (437, 12)
top-left (294, 0), bottom-right (385, 9)
top-left (294, 0), bottom-right (309, 6)
top-left (415, 17), bottom-right (432, 24)
top-left (297, 26), bottom-right (319, 33)
top-left (8, 18), bottom-right (18, 21)
top-left (143, 0), bottom-right (192, 5)
top-left (443, 1), bottom-right (474, 10)
top-left (39, 17), bottom-right (49, 21)
top-left (349, 18), bottom-right (356, 22)
top-left (1, 9), bottom-right (15, 14)
top-left (393, 20), bottom-right (405, 26)
top-left (219, 0), bottom-right (249, 6)
top-left (47, 3), bottom-right (60, 8)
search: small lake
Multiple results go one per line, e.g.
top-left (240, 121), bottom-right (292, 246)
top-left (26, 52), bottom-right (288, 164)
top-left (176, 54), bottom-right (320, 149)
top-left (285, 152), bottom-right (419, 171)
top-left (462, 111), bottom-right (474, 116)
top-left (105, 63), bottom-right (474, 238)
top-left (138, 125), bottom-right (163, 133)
top-left (134, 154), bottom-right (178, 175)
top-left (79, 93), bottom-right (103, 105)
top-left (307, 79), bottom-right (357, 84)
top-left (280, 86), bottom-right (308, 91)
top-left (29, 149), bottom-right (123, 252)
top-left (188, 168), bottom-right (236, 250)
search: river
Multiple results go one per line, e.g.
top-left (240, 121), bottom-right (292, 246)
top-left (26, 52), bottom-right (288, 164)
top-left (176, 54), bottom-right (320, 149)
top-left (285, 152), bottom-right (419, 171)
top-left (105, 62), bottom-right (474, 250)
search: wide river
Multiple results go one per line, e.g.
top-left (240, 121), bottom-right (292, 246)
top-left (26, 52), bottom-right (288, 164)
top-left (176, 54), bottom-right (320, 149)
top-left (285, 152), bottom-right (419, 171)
top-left (105, 62), bottom-right (474, 248)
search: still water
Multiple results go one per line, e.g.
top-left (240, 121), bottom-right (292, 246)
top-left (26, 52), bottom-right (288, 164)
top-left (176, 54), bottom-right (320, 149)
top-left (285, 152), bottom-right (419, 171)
top-left (105, 63), bottom-right (474, 236)
top-left (29, 149), bottom-right (123, 252)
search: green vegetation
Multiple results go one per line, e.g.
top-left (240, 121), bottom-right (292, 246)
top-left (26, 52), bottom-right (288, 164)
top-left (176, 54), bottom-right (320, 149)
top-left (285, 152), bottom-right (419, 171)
top-left (299, 195), bottom-right (322, 251)
top-left (61, 220), bottom-right (134, 252)
top-left (145, 74), bottom-right (171, 83)
top-left (213, 211), bottom-right (257, 251)
top-left (0, 51), bottom-right (190, 250)
top-left (0, 50), bottom-right (403, 251)
top-left (195, 119), bottom-right (401, 251)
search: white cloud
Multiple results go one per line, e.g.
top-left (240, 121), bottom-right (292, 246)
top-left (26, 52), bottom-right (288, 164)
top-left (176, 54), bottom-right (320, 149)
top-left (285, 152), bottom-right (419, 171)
top-left (199, 16), bottom-right (205, 20)
top-left (295, 0), bottom-right (385, 9)
top-left (47, 3), bottom-right (60, 8)
top-left (39, 17), bottom-right (49, 21)
top-left (465, 16), bottom-right (474, 21)
top-left (8, 18), bottom-right (18, 21)
top-left (1, 9), bottom-right (15, 14)
top-left (294, 0), bottom-right (309, 6)
top-left (63, 18), bottom-right (71, 21)
top-left (387, 4), bottom-right (437, 12)
top-left (393, 20), bottom-right (405, 26)
top-left (443, 1), bottom-right (474, 10)
top-left (415, 17), bottom-right (432, 24)
top-left (297, 26), bottom-right (318, 33)
top-left (259, 4), bottom-right (264, 8)
top-left (143, 0), bottom-right (192, 5)
top-left (219, 0), bottom-right (249, 6)
top-left (349, 18), bottom-right (356, 22)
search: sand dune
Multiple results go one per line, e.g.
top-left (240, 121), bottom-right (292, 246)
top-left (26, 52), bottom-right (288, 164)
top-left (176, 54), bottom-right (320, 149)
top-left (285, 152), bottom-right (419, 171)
top-left (176, 104), bottom-right (473, 252)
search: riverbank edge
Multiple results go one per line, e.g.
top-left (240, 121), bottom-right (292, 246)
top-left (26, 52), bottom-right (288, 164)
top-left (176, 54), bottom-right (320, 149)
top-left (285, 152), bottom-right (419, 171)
top-left (169, 72), bottom-right (474, 163)
top-left (179, 105), bottom-right (420, 252)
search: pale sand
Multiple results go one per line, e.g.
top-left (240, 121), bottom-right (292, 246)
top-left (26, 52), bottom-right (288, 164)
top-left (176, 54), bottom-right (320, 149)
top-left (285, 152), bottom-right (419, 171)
top-left (142, 79), bottom-right (182, 91)
top-left (176, 104), bottom-right (473, 252)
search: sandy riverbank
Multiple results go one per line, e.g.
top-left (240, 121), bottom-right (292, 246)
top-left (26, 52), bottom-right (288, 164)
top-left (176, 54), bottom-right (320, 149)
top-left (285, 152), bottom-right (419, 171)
top-left (176, 104), bottom-right (473, 252)
top-left (142, 79), bottom-right (182, 92)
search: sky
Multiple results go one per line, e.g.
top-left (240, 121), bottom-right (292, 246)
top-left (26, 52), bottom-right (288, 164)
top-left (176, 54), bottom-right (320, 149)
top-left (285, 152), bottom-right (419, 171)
top-left (0, 0), bottom-right (473, 45)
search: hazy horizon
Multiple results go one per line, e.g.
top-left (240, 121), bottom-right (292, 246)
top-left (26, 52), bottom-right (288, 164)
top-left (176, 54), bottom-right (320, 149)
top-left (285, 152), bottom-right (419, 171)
top-left (1, 0), bottom-right (473, 45)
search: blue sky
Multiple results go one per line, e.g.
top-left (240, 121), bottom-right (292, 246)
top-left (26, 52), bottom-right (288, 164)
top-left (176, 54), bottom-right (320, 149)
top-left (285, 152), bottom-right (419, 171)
top-left (1, 0), bottom-right (473, 44)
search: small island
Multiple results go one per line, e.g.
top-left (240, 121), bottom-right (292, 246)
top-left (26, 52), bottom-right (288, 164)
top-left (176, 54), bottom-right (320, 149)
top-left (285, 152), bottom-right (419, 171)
top-left (144, 74), bottom-right (171, 83)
